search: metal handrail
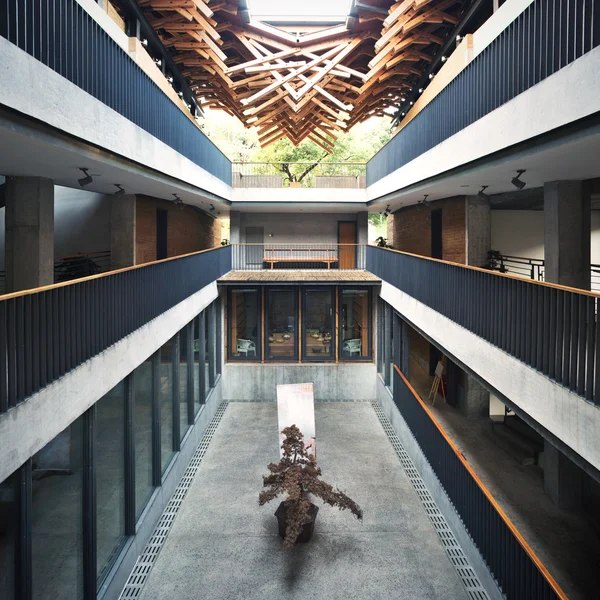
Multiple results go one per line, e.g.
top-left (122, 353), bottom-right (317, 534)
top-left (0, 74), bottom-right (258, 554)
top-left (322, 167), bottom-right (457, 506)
top-left (367, 245), bottom-right (600, 405)
top-left (0, 245), bottom-right (232, 413)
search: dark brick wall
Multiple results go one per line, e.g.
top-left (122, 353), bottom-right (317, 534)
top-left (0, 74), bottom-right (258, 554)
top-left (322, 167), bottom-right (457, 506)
top-left (389, 197), bottom-right (466, 264)
top-left (135, 195), bottom-right (215, 264)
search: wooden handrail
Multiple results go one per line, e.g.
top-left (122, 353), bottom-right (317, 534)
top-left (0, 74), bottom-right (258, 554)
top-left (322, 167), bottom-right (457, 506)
top-left (0, 245), bottom-right (227, 301)
top-left (393, 364), bottom-right (568, 600)
top-left (373, 246), bottom-right (600, 299)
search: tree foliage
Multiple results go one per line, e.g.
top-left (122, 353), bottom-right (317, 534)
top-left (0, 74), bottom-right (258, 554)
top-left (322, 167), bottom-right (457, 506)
top-left (259, 424), bottom-right (362, 549)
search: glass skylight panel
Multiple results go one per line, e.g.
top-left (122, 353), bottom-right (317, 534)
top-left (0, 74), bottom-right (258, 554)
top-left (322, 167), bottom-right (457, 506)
top-left (248, 0), bottom-right (351, 21)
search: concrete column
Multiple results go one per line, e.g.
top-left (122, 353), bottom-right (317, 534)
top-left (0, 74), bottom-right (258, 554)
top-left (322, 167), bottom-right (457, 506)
top-left (229, 210), bottom-right (241, 244)
top-left (5, 176), bottom-right (54, 292)
top-left (110, 194), bottom-right (136, 269)
top-left (460, 374), bottom-right (489, 418)
top-left (544, 181), bottom-right (591, 289)
top-left (357, 211), bottom-right (368, 244)
top-left (543, 439), bottom-right (583, 509)
top-left (386, 214), bottom-right (394, 248)
top-left (465, 195), bottom-right (491, 268)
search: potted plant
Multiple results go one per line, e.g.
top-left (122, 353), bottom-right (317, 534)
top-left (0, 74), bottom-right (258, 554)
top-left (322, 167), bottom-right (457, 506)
top-left (259, 424), bottom-right (362, 548)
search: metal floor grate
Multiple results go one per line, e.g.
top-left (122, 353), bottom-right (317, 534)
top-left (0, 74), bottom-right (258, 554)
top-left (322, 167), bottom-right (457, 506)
top-left (370, 401), bottom-right (490, 600)
top-left (119, 401), bottom-right (229, 600)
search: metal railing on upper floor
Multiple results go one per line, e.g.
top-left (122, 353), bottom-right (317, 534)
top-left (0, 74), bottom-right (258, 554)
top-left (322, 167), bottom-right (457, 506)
top-left (391, 365), bottom-right (566, 600)
top-left (0, 0), bottom-right (232, 185)
top-left (366, 0), bottom-right (600, 186)
top-left (231, 162), bottom-right (366, 189)
top-left (491, 254), bottom-right (600, 293)
top-left (367, 245), bottom-right (600, 406)
top-left (0, 250), bottom-right (112, 295)
top-left (0, 245), bottom-right (232, 414)
top-left (231, 243), bottom-right (366, 270)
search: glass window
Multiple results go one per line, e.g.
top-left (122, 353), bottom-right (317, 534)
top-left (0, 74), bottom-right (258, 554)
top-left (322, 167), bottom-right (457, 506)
top-left (32, 417), bottom-right (84, 599)
top-left (193, 317), bottom-right (202, 412)
top-left (96, 382), bottom-right (126, 586)
top-left (179, 326), bottom-right (191, 440)
top-left (159, 338), bottom-right (176, 474)
top-left (134, 359), bottom-right (154, 519)
top-left (340, 289), bottom-right (371, 360)
top-left (303, 289), bottom-right (334, 361)
top-left (266, 288), bottom-right (297, 360)
top-left (204, 310), bottom-right (211, 396)
top-left (0, 472), bottom-right (17, 600)
top-left (216, 297), bottom-right (222, 375)
top-left (229, 288), bottom-right (260, 360)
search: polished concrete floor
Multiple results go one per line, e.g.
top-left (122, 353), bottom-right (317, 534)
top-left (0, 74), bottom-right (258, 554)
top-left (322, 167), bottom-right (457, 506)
top-left (409, 358), bottom-right (600, 600)
top-left (139, 402), bottom-right (468, 600)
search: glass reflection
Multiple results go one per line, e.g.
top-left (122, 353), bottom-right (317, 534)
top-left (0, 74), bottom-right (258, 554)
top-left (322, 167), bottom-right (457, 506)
top-left (134, 359), bottom-right (154, 518)
top-left (303, 289), bottom-right (334, 360)
top-left (159, 339), bottom-right (175, 474)
top-left (266, 289), bottom-right (296, 360)
top-left (340, 289), bottom-right (369, 359)
top-left (229, 289), bottom-right (259, 359)
top-left (0, 473), bottom-right (17, 599)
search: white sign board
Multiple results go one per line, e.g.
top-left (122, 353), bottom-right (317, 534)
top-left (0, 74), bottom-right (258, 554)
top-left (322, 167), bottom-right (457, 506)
top-left (276, 383), bottom-right (316, 458)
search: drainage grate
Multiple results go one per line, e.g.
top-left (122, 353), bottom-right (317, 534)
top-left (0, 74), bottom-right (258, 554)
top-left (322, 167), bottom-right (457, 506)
top-left (370, 401), bottom-right (490, 600)
top-left (119, 401), bottom-right (229, 600)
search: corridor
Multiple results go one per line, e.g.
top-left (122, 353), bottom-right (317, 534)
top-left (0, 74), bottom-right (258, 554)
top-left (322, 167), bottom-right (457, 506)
top-left (134, 402), bottom-right (473, 600)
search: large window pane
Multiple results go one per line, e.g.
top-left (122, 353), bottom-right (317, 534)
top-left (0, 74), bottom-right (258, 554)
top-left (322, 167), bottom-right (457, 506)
top-left (229, 289), bottom-right (260, 360)
top-left (266, 289), bottom-right (297, 360)
top-left (159, 339), bottom-right (176, 474)
top-left (96, 382), bottom-right (126, 586)
top-left (0, 473), bottom-right (17, 600)
top-left (204, 311), bottom-right (211, 396)
top-left (179, 326), bottom-right (190, 440)
top-left (303, 289), bottom-right (334, 361)
top-left (32, 417), bottom-right (84, 599)
top-left (134, 359), bottom-right (154, 519)
top-left (193, 316), bottom-right (202, 411)
top-left (340, 289), bottom-right (370, 360)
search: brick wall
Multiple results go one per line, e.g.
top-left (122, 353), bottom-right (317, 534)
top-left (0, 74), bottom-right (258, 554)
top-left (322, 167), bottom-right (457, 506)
top-left (135, 195), bottom-right (215, 264)
top-left (390, 197), bottom-right (467, 264)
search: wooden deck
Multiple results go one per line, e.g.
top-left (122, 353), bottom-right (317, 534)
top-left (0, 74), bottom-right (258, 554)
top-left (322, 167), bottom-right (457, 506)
top-left (218, 269), bottom-right (381, 283)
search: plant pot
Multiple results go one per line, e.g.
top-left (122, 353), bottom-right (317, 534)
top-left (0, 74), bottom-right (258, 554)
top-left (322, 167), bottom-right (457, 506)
top-left (274, 501), bottom-right (319, 544)
top-left (289, 181), bottom-right (301, 188)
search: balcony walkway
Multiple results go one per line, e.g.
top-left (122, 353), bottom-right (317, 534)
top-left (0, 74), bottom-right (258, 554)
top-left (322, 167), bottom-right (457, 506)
top-left (219, 270), bottom-right (380, 283)
top-left (134, 402), bottom-right (475, 600)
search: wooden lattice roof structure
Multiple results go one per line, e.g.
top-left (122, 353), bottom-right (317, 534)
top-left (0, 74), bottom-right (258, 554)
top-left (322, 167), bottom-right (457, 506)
top-left (137, 0), bottom-right (470, 151)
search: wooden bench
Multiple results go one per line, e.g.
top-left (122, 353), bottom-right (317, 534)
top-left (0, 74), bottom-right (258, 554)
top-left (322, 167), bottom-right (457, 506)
top-left (263, 248), bottom-right (338, 270)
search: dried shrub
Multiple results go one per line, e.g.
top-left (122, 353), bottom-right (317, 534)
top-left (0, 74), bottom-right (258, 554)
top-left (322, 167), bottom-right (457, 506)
top-left (259, 424), bottom-right (363, 548)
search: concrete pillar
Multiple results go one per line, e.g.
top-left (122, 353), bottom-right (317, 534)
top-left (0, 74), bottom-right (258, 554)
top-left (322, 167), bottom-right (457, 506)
top-left (460, 374), bottom-right (489, 418)
top-left (229, 210), bottom-right (241, 244)
top-left (544, 181), bottom-right (591, 289)
top-left (465, 195), bottom-right (491, 268)
top-left (5, 176), bottom-right (54, 292)
top-left (110, 194), bottom-right (136, 269)
top-left (386, 214), bottom-right (394, 248)
top-left (543, 439), bottom-right (582, 509)
top-left (357, 211), bottom-right (368, 244)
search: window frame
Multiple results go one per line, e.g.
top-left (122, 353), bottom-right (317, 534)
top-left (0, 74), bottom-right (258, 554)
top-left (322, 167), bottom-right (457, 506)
top-left (264, 287), bottom-right (299, 362)
top-left (227, 287), bottom-right (262, 362)
top-left (301, 287), bottom-right (335, 362)
top-left (338, 287), bottom-right (372, 362)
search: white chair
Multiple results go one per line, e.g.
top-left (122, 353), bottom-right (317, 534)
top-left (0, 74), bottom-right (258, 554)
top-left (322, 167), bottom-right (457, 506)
top-left (237, 338), bottom-right (256, 356)
top-left (343, 338), bottom-right (362, 356)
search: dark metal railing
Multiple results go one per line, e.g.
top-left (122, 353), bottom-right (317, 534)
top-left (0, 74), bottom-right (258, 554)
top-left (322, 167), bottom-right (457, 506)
top-left (231, 243), bottom-right (367, 270)
top-left (392, 365), bottom-right (566, 599)
top-left (367, 246), bottom-right (600, 405)
top-left (0, 0), bottom-right (232, 185)
top-left (0, 245), bottom-right (231, 414)
top-left (492, 254), bottom-right (600, 294)
top-left (367, 0), bottom-right (600, 185)
top-left (54, 250), bottom-right (112, 283)
top-left (232, 163), bottom-right (366, 189)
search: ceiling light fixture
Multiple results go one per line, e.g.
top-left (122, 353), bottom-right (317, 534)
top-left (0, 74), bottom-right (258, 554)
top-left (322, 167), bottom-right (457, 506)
top-left (113, 184), bottom-right (126, 197)
top-left (78, 168), bottom-right (93, 187)
top-left (478, 186), bottom-right (490, 201)
top-left (511, 169), bottom-right (527, 190)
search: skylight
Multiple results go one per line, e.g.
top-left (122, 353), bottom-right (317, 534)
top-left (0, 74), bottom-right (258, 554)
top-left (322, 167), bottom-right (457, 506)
top-left (248, 0), bottom-right (352, 22)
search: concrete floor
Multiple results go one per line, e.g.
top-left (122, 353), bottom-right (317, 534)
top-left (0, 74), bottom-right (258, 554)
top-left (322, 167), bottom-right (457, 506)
top-left (409, 358), bottom-right (600, 600)
top-left (139, 402), bottom-right (468, 600)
